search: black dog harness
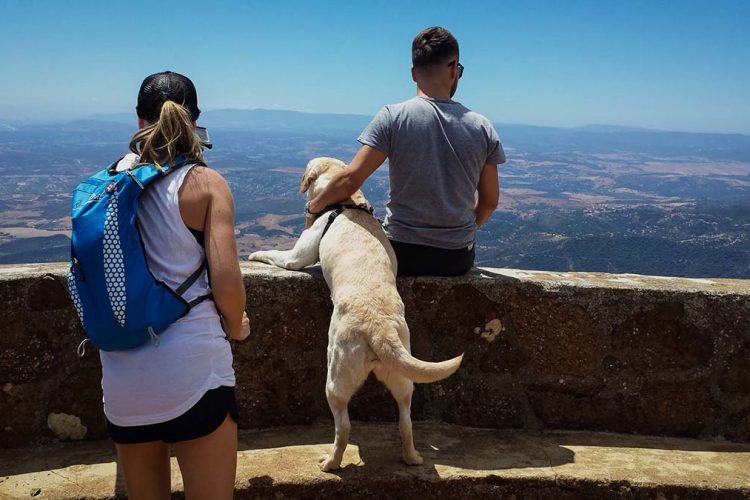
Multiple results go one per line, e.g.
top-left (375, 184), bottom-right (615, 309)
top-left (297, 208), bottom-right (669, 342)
top-left (313, 203), bottom-right (375, 238)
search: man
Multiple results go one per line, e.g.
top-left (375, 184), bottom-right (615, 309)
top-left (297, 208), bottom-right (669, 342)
top-left (307, 26), bottom-right (505, 276)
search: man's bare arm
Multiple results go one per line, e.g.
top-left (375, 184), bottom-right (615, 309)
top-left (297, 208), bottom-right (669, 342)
top-left (475, 162), bottom-right (499, 226)
top-left (307, 145), bottom-right (387, 215)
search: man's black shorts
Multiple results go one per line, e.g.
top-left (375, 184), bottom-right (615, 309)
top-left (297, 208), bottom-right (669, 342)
top-left (390, 239), bottom-right (475, 276)
top-left (106, 385), bottom-right (238, 444)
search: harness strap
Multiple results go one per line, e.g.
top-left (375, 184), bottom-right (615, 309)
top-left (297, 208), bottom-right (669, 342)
top-left (320, 203), bottom-right (375, 239)
top-left (321, 206), bottom-right (345, 238)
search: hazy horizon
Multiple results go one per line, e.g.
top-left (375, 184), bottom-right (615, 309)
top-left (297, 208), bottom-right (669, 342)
top-left (2, 106), bottom-right (750, 138)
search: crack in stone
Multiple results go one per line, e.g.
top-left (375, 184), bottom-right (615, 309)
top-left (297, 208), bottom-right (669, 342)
top-left (49, 469), bottom-right (82, 491)
top-left (538, 433), bottom-right (559, 483)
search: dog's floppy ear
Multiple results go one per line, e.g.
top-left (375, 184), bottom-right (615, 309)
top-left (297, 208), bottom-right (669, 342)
top-left (299, 161), bottom-right (321, 193)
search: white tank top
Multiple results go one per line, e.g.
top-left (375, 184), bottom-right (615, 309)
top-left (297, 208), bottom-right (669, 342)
top-left (100, 153), bottom-right (235, 426)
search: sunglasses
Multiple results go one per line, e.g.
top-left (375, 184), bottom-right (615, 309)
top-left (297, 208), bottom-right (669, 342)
top-left (448, 60), bottom-right (464, 79)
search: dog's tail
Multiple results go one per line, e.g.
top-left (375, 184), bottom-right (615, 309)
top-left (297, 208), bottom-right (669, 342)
top-left (370, 331), bottom-right (463, 384)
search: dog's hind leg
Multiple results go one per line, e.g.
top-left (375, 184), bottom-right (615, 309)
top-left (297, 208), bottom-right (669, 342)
top-left (374, 325), bottom-right (423, 466)
top-left (319, 386), bottom-right (352, 472)
top-left (379, 371), bottom-right (423, 466)
top-left (247, 215), bottom-right (326, 270)
top-left (319, 333), bottom-right (369, 472)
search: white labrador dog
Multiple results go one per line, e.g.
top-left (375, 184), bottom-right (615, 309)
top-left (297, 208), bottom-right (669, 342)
top-left (248, 157), bottom-right (463, 471)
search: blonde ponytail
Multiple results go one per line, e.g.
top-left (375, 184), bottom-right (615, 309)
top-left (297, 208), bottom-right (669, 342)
top-left (129, 101), bottom-right (204, 165)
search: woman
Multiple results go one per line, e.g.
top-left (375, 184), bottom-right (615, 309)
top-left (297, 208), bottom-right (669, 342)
top-left (101, 71), bottom-right (248, 499)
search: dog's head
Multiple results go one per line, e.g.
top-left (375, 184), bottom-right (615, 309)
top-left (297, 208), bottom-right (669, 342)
top-left (299, 157), bottom-right (369, 207)
top-left (299, 157), bottom-right (345, 198)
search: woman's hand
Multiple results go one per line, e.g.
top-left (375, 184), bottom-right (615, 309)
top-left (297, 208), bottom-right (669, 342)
top-left (224, 311), bottom-right (251, 341)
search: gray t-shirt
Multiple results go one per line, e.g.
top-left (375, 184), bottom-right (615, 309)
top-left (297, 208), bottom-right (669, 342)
top-left (358, 96), bottom-right (505, 249)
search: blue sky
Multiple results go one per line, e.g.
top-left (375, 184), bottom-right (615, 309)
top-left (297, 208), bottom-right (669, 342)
top-left (1, 0), bottom-right (749, 133)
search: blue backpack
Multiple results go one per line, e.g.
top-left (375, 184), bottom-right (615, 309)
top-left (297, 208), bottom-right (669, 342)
top-left (67, 156), bottom-right (212, 354)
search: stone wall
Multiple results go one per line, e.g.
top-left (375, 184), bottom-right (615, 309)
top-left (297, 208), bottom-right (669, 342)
top-left (1, 263), bottom-right (748, 448)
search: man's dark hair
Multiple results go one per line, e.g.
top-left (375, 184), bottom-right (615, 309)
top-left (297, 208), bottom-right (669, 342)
top-left (412, 26), bottom-right (459, 68)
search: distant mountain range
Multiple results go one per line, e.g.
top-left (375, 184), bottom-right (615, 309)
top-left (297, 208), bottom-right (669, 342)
top-left (68, 109), bottom-right (372, 133)
top-left (3, 108), bottom-right (749, 161)
top-left (3, 107), bottom-right (749, 138)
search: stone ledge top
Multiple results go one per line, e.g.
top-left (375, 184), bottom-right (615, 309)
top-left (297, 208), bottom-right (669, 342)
top-left (2, 261), bottom-right (748, 296)
top-left (1, 422), bottom-right (749, 499)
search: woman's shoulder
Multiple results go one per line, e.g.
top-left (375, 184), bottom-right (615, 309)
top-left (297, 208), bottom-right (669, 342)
top-left (182, 163), bottom-right (232, 199)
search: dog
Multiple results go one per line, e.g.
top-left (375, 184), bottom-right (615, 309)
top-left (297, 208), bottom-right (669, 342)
top-left (248, 157), bottom-right (463, 471)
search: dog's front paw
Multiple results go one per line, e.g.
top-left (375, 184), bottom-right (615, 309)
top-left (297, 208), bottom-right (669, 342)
top-left (247, 251), bottom-right (271, 264)
top-left (403, 451), bottom-right (424, 466)
top-left (318, 454), bottom-right (341, 472)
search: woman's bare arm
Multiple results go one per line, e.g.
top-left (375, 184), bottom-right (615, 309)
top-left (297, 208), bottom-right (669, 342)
top-left (181, 166), bottom-right (248, 340)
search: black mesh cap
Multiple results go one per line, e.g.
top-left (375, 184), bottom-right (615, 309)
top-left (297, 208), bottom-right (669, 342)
top-left (135, 71), bottom-right (201, 122)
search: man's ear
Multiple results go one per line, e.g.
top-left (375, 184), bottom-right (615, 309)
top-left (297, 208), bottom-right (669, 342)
top-left (299, 161), bottom-right (321, 193)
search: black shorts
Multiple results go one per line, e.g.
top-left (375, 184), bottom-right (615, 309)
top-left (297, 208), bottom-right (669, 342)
top-left (106, 385), bottom-right (238, 445)
top-left (390, 239), bottom-right (475, 276)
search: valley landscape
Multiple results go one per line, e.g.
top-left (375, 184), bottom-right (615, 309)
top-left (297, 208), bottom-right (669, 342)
top-left (1, 109), bottom-right (749, 278)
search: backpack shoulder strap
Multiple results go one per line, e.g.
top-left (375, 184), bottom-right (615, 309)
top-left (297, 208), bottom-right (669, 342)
top-left (119, 156), bottom-right (192, 190)
top-left (175, 258), bottom-right (213, 308)
top-left (106, 156), bottom-right (127, 175)
top-left (175, 258), bottom-right (208, 295)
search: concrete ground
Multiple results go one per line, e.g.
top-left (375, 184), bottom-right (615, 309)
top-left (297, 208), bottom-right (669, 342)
top-left (1, 422), bottom-right (749, 499)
